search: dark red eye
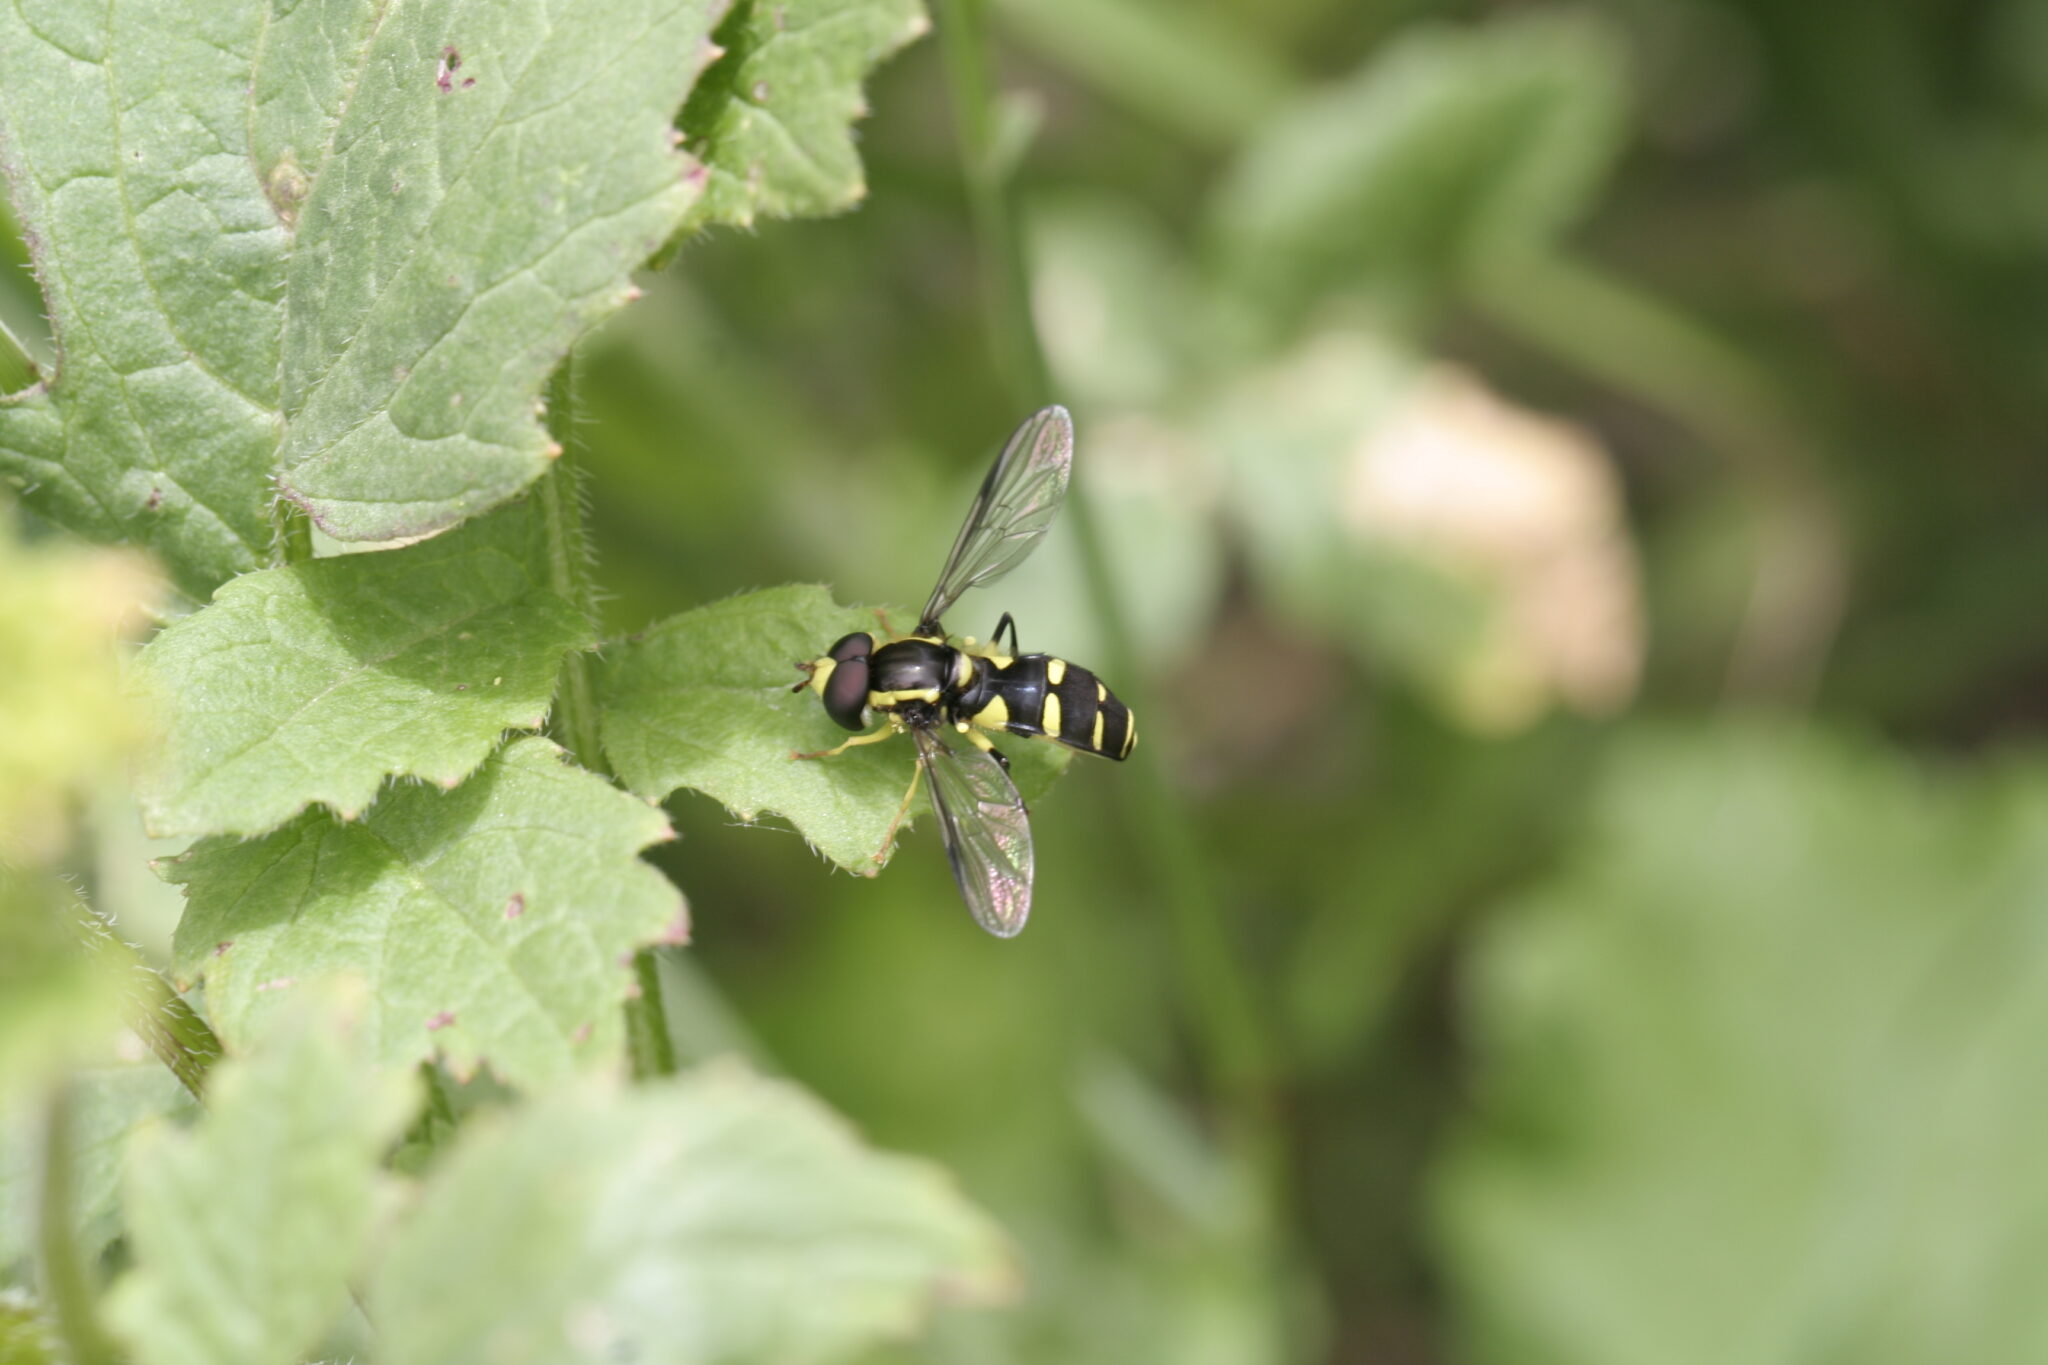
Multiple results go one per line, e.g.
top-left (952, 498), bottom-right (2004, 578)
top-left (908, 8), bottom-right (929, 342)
top-left (827, 632), bottom-right (874, 663)
top-left (822, 657), bottom-right (871, 730)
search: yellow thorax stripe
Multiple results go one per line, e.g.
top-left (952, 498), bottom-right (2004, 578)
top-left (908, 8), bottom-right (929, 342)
top-left (869, 687), bottom-right (941, 707)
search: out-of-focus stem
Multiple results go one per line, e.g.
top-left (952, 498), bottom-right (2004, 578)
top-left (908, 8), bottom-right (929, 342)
top-left (37, 1082), bottom-right (117, 1365)
top-left (992, 0), bottom-right (1290, 149)
top-left (72, 902), bottom-right (220, 1099)
top-left (937, 0), bottom-right (1282, 1185)
top-left (541, 356), bottom-right (678, 1079)
top-left (1464, 250), bottom-right (1846, 702)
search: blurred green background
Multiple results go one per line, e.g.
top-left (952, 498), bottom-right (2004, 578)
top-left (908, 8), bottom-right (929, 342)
top-left (13, 0), bottom-right (2048, 1360)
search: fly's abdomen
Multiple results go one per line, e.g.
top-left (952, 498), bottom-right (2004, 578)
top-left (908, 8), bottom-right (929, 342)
top-left (979, 654), bottom-right (1135, 760)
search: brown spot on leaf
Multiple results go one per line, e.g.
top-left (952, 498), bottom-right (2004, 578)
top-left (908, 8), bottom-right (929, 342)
top-left (505, 892), bottom-right (526, 920)
top-left (256, 977), bottom-right (296, 993)
top-left (437, 47), bottom-right (461, 93)
top-left (213, 941), bottom-right (233, 956)
top-left (426, 1010), bottom-right (456, 1031)
top-left (572, 1022), bottom-right (593, 1044)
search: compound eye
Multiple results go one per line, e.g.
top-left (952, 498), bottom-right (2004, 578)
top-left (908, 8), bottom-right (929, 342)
top-left (822, 656), bottom-right (871, 730)
top-left (827, 631), bottom-right (874, 663)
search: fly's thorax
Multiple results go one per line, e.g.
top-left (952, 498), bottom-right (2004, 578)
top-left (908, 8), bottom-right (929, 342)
top-left (952, 633), bottom-right (1015, 671)
top-left (867, 637), bottom-right (955, 713)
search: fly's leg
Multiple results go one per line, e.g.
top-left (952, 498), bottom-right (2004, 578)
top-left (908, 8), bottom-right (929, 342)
top-left (959, 724), bottom-right (1012, 773)
top-left (792, 726), bottom-right (895, 761)
top-left (872, 607), bottom-right (907, 642)
top-left (873, 763), bottom-right (922, 866)
top-left (989, 611), bottom-right (1020, 657)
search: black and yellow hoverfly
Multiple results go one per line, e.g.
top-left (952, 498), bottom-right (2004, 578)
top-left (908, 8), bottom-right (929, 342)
top-left (791, 405), bottom-right (1134, 938)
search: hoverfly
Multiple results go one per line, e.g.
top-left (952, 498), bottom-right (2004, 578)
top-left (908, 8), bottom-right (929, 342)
top-left (791, 405), bottom-right (1135, 938)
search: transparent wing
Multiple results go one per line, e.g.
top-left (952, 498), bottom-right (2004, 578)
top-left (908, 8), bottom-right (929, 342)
top-left (918, 405), bottom-right (1074, 632)
top-left (913, 725), bottom-right (1034, 937)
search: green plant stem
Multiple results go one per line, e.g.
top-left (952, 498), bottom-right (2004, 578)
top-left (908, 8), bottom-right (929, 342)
top-left (0, 313), bottom-right (39, 394)
top-left (625, 948), bottom-right (678, 1078)
top-left (1463, 251), bottom-right (1846, 703)
top-left (542, 355), bottom-right (677, 1080)
top-left (272, 501), bottom-right (314, 566)
top-left (37, 1082), bottom-right (117, 1365)
top-left (938, 0), bottom-right (1282, 1186)
top-left (72, 901), bottom-right (220, 1099)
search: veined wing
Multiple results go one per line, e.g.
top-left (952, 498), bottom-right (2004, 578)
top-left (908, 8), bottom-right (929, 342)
top-left (913, 725), bottom-right (1034, 937)
top-left (917, 405), bottom-right (1074, 633)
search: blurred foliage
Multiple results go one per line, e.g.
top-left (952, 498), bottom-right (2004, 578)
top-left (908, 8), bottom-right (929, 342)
top-left (0, 509), bottom-right (154, 1099)
top-left (3, 0), bottom-right (2047, 1360)
top-left (557, 0), bottom-right (2048, 1358)
top-left (1439, 726), bottom-right (2048, 1365)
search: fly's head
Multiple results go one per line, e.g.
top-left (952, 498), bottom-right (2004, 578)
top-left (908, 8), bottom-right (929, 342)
top-left (791, 631), bottom-right (875, 731)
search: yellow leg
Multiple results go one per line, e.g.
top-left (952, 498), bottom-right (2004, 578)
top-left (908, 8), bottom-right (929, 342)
top-left (957, 723), bottom-right (1011, 772)
top-left (792, 726), bottom-right (895, 761)
top-left (873, 762), bottom-right (922, 865)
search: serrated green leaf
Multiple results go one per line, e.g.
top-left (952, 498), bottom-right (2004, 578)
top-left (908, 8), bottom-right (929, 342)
top-left (163, 737), bottom-right (684, 1089)
top-left (0, 1065), bottom-right (195, 1278)
top-left (132, 496), bottom-right (590, 839)
top-left (0, 3), bottom-right (284, 595)
top-left (0, 0), bottom-right (727, 590)
top-left (598, 585), bottom-right (1069, 875)
top-left (677, 0), bottom-right (927, 234)
top-left (1437, 726), bottom-right (2048, 1365)
top-left (271, 0), bottom-right (726, 540)
top-left (104, 996), bottom-right (414, 1365)
top-left (1213, 13), bottom-right (1627, 314)
top-left (375, 1064), bottom-right (1014, 1365)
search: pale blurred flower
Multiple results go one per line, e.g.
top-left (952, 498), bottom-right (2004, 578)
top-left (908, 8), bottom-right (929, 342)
top-left (1342, 366), bottom-right (1642, 731)
top-left (0, 521), bottom-right (162, 865)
